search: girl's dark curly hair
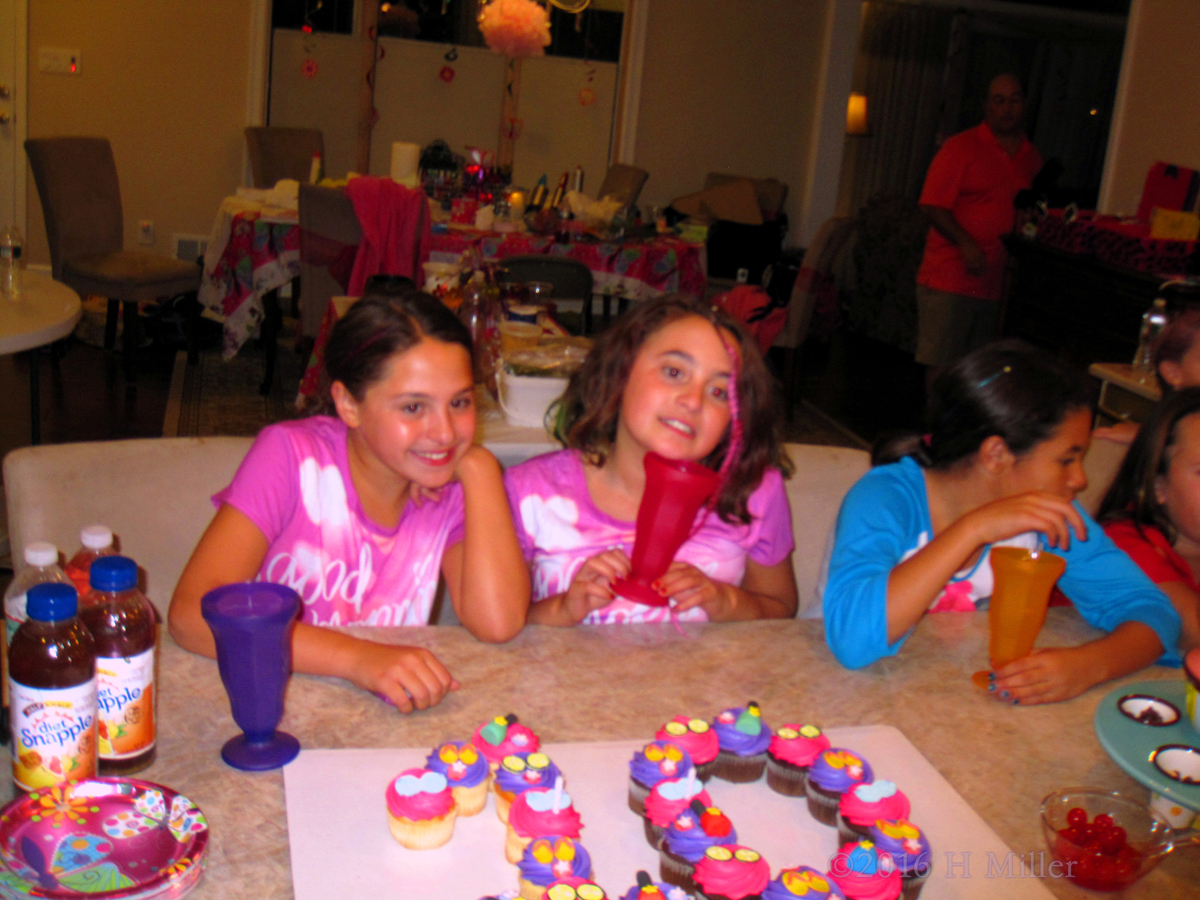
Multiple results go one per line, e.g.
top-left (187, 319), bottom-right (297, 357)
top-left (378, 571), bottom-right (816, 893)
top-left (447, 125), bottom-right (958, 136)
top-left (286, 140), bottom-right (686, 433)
top-left (551, 293), bottom-right (791, 524)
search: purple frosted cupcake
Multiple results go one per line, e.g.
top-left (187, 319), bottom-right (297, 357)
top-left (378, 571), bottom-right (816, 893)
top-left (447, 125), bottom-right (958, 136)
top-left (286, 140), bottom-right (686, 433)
top-left (659, 800), bottom-right (738, 891)
top-left (495, 751), bottom-right (563, 824)
top-left (868, 820), bottom-right (931, 900)
top-left (518, 836), bottom-right (593, 900)
top-left (621, 871), bottom-right (694, 900)
top-left (425, 739), bottom-right (491, 816)
top-left (804, 749), bottom-right (873, 826)
top-left (629, 740), bottom-right (695, 816)
top-left (710, 702), bottom-right (772, 783)
top-left (763, 867), bottom-right (846, 899)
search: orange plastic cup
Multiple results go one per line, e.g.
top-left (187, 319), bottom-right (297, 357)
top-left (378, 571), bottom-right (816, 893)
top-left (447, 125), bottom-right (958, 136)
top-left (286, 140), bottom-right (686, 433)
top-left (972, 546), bottom-right (1065, 688)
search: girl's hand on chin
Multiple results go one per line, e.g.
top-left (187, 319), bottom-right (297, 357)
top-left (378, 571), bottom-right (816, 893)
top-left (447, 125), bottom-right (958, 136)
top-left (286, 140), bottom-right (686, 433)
top-left (352, 642), bottom-right (460, 713)
top-left (563, 550), bottom-right (631, 623)
top-left (659, 561), bottom-right (732, 618)
top-left (963, 491), bottom-right (1087, 550)
top-left (989, 646), bottom-right (1095, 705)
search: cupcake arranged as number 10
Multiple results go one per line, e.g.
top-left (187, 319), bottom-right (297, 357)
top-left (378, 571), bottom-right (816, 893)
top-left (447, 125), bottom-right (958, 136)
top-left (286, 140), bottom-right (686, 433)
top-left (495, 751), bottom-right (562, 824)
top-left (518, 837), bottom-right (593, 900)
top-left (474, 713), bottom-right (541, 772)
top-left (629, 740), bottom-right (694, 815)
top-left (805, 748), bottom-right (873, 827)
top-left (656, 716), bottom-right (719, 781)
top-left (766, 724), bottom-right (830, 797)
top-left (711, 702), bottom-right (772, 783)
top-left (425, 740), bottom-right (490, 817)
top-left (385, 767), bottom-right (457, 850)
top-left (506, 776), bottom-right (584, 864)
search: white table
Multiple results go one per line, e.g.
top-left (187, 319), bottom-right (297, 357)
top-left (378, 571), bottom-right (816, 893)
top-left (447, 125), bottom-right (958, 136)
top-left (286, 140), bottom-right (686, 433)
top-left (0, 270), bottom-right (81, 444)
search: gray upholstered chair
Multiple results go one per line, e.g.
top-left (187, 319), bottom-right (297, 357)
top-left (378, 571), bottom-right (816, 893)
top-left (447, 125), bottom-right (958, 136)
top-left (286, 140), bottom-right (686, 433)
top-left (596, 164), bottom-right (649, 210)
top-left (24, 137), bottom-right (202, 375)
top-left (298, 184), bottom-right (361, 342)
top-left (245, 127), bottom-right (324, 189)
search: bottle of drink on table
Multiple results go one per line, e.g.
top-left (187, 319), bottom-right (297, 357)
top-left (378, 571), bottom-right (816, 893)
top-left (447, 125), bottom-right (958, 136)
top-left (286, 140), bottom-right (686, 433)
top-left (64, 524), bottom-right (116, 597)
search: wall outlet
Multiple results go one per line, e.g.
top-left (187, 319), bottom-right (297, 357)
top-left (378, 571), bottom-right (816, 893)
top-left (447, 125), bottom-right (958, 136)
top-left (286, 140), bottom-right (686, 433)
top-left (38, 48), bottom-right (81, 75)
top-left (138, 221), bottom-right (155, 246)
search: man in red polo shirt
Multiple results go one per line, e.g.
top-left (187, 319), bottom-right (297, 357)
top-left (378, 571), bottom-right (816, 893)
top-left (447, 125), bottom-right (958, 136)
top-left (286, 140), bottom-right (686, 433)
top-left (916, 73), bottom-right (1042, 377)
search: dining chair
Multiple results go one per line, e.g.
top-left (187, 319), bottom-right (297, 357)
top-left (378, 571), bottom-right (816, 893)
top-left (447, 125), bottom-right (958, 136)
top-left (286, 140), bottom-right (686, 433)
top-left (244, 127), bottom-right (325, 189)
top-left (24, 137), bottom-right (202, 377)
top-left (596, 164), bottom-right (649, 210)
top-left (298, 184), bottom-right (362, 345)
top-left (497, 255), bottom-right (594, 333)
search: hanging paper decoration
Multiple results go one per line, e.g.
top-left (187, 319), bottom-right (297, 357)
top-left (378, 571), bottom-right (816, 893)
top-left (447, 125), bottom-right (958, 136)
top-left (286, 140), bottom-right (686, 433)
top-left (302, 58), bottom-right (319, 79)
top-left (578, 87), bottom-right (595, 106)
top-left (503, 117), bottom-right (525, 140)
top-left (439, 65), bottom-right (456, 83)
top-left (478, 0), bottom-right (551, 59)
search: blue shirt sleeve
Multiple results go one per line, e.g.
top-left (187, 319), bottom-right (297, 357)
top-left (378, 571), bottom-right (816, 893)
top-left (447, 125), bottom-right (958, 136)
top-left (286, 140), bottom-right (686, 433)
top-left (1057, 503), bottom-right (1182, 665)
top-left (822, 463), bottom-right (925, 668)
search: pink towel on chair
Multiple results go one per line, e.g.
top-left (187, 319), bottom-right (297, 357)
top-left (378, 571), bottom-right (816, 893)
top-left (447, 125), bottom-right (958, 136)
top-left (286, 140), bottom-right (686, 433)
top-left (346, 176), bottom-right (432, 295)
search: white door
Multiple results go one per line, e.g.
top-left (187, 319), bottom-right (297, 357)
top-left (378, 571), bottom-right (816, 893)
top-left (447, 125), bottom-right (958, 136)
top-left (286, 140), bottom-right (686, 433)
top-left (0, 0), bottom-right (26, 232)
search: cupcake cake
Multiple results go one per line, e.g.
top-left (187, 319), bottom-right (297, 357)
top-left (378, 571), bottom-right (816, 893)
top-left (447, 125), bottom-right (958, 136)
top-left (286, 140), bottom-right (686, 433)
top-left (837, 781), bottom-right (910, 847)
top-left (643, 771), bottom-right (712, 849)
top-left (711, 703), bottom-right (772, 783)
top-left (659, 800), bottom-right (737, 892)
top-left (474, 714), bottom-right (540, 771)
top-left (867, 820), bottom-right (931, 900)
top-left (505, 780), bottom-right (584, 864)
top-left (385, 767), bottom-right (457, 850)
top-left (479, 893), bottom-right (520, 900)
top-left (765, 724), bottom-right (830, 796)
top-left (621, 871), bottom-right (694, 900)
top-left (518, 837), bottom-right (593, 900)
top-left (495, 751), bottom-right (563, 824)
top-left (763, 867), bottom-right (846, 900)
top-left (546, 879), bottom-right (607, 900)
top-left (827, 842), bottom-right (900, 900)
top-left (425, 740), bottom-right (490, 817)
top-left (805, 749), bottom-right (874, 827)
top-left (692, 845), bottom-right (770, 900)
top-left (656, 716), bottom-right (720, 780)
top-left (629, 740), bottom-right (694, 815)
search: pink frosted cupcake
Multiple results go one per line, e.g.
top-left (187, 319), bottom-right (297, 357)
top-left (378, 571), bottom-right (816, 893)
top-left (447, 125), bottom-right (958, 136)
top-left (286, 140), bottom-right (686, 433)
top-left (692, 845), bottom-right (770, 900)
top-left (473, 713), bottom-right (540, 771)
top-left (505, 780), bottom-right (584, 864)
top-left (828, 842), bottom-right (901, 900)
top-left (643, 771), bottom-right (712, 849)
top-left (656, 715), bottom-right (720, 780)
top-left (385, 767), bottom-right (457, 849)
top-left (766, 724), bottom-right (830, 796)
top-left (837, 781), bottom-right (910, 846)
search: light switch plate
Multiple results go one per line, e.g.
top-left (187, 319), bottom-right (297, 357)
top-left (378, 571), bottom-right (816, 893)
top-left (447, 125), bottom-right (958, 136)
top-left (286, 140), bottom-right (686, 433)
top-left (38, 48), bottom-right (81, 75)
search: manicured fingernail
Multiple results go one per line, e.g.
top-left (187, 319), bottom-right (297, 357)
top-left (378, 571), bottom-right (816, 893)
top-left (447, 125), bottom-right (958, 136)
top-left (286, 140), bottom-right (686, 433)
top-left (1012, 699), bottom-right (1020, 706)
top-left (987, 682), bottom-right (996, 692)
top-left (999, 690), bottom-right (1010, 700)
top-left (987, 672), bottom-right (995, 682)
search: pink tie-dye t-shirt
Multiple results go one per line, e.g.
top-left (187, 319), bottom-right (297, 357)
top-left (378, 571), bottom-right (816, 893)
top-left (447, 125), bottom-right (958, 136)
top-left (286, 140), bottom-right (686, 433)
top-left (503, 449), bottom-right (793, 624)
top-left (214, 416), bottom-right (464, 626)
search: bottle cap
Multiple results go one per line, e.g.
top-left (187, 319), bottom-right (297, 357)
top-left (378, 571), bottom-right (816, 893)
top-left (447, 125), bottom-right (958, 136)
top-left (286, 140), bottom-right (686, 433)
top-left (26, 582), bottom-right (77, 622)
top-left (80, 525), bottom-right (114, 551)
top-left (24, 541), bottom-right (58, 568)
top-left (89, 555), bottom-right (138, 592)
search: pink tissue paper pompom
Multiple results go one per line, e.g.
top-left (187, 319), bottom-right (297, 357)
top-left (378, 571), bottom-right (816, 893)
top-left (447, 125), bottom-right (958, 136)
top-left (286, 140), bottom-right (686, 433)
top-left (479, 0), bottom-right (552, 59)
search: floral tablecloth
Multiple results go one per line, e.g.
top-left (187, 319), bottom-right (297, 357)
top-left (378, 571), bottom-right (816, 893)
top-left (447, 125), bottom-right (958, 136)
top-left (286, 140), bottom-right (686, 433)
top-left (198, 199), bottom-right (300, 358)
top-left (429, 229), bottom-right (707, 301)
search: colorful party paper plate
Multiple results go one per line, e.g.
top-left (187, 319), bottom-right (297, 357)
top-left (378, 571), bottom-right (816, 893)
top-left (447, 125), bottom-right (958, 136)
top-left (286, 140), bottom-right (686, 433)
top-left (0, 779), bottom-right (208, 900)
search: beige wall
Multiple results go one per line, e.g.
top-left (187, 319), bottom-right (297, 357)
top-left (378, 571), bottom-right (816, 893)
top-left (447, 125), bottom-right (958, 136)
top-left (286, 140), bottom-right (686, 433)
top-left (632, 0), bottom-right (828, 230)
top-left (1099, 0), bottom-right (1200, 215)
top-left (25, 0), bottom-right (253, 264)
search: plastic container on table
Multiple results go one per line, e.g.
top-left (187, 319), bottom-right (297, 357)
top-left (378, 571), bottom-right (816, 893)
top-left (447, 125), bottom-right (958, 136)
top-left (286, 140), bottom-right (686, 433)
top-left (64, 524), bottom-right (117, 596)
top-left (79, 555), bottom-right (157, 774)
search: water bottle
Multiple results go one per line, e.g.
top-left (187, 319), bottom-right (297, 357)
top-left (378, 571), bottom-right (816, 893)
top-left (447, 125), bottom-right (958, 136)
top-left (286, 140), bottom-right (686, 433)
top-left (5, 542), bottom-right (70, 648)
top-left (64, 525), bottom-right (117, 597)
top-left (0, 225), bottom-right (23, 301)
top-left (1132, 296), bottom-right (1169, 376)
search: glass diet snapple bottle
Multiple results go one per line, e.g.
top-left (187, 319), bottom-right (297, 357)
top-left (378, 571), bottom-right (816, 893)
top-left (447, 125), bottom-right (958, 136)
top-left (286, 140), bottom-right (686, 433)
top-left (9, 582), bottom-right (98, 793)
top-left (79, 556), bottom-right (157, 774)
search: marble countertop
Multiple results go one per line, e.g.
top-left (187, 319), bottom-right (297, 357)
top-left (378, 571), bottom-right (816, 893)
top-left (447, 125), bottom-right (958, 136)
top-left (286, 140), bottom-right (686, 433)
top-left (3, 611), bottom-right (1197, 898)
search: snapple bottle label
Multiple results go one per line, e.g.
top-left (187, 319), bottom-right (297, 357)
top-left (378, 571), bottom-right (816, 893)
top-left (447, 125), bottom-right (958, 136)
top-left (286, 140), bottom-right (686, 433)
top-left (79, 556), bottom-right (157, 774)
top-left (9, 583), bottom-right (98, 793)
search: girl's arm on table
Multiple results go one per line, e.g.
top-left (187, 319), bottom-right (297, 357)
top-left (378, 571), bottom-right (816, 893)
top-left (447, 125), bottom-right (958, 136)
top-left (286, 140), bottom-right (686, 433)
top-left (441, 446), bottom-right (530, 642)
top-left (1159, 581), bottom-right (1200, 652)
top-left (168, 504), bottom-right (457, 712)
top-left (661, 555), bottom-right (797, 621)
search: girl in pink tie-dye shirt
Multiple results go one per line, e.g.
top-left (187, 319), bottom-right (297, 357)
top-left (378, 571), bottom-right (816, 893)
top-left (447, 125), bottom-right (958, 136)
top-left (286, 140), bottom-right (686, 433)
top-left (506, 294), bottom-right (797, 625)
top-left (169, 286), bottom-right (529, 711)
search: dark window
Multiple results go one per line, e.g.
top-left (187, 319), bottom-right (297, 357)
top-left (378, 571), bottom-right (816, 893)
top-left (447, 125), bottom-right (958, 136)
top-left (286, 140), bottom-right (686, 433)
top-left (272, 0), bottom-right (355, 34)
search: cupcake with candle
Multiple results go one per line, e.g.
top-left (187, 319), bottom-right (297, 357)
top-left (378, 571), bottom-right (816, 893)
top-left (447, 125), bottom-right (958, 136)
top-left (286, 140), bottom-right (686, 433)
top-left (659, 800), bottom-right (737, 891)
top-left (763, 867), bottom-right (846, 900)
top-left (692, 845), bottom-right (770, 900)
top-left (518, 837), bottom-right (593, 900)
top-left (629, 740), bottom-right (694, 815)
top-left (656, 716), bottom-right (720, 781)
top-left (805, 749), bottom-right (874, 827)
top-left (867, 821), bottom-right (931, 899)
top-left (545, 879), bottom-right (607, 900)
top-left (643, 770), bottom-right (712, 849)
top-left (827, 842), bottom-right (900, 900)
top-left (837, 781), bottom-right (910, 846)
top-left (495, 751), bottom-right (563, 824)
top-left (474, 714), bottom-right (541, 771)
top-left (710, 703), bottom-right (772, 783)
top-left (766, 724), bottom-right (830, 796)
top-left (385, 767), bottom-right (457, 850)
top-left (505, 778), bottom-right (584, 864)
top-left (425, 740), bottom-right (490, 817)
top-left (621, 871), bottom-right (694, 900)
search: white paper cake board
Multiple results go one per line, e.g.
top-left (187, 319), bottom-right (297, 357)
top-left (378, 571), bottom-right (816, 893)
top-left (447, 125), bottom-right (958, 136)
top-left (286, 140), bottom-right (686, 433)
top-left (284, 725), bottom-right (1054, 899)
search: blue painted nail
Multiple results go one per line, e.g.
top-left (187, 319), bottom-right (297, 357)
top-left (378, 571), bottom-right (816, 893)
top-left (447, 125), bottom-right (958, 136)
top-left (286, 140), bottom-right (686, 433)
top-left (987, 683), bottom-right (996, 692)
top-left (999, 690), bottom-right (1010, 700)
top-left (987, 672), bottom-right (995, 681)
top-left (1012, 699), bottom-right (1020, 706)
